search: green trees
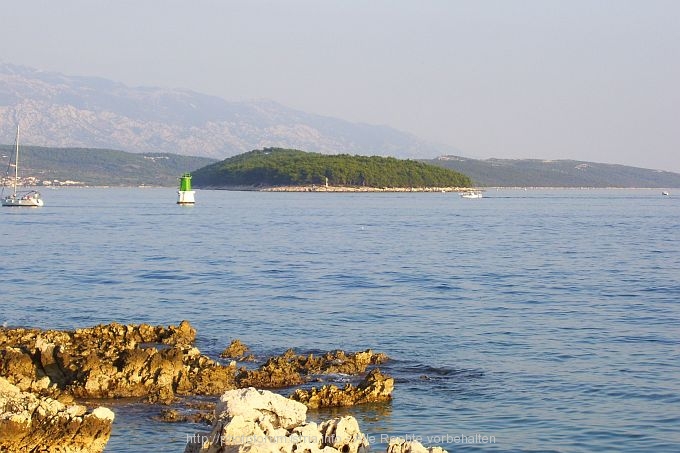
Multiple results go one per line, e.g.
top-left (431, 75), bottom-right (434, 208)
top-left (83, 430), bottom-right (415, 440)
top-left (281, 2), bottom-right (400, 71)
top-left (192, 148), bottom-right (472, 188)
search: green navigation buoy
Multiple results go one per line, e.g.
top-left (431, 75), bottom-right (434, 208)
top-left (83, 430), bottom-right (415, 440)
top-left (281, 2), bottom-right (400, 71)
top-left (177, 173), bottom-right (196, 204)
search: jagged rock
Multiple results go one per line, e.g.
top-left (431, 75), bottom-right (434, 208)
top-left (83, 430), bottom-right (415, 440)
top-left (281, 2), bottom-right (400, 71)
top-left (1, 324), bottom-right (388, 403)
top-left (157, 407), bottom-right (215, 425)
top-left (319, 416), bottom-right (369, 453)
top-left (306, 349), bottom-right (389, 375)
top-left (290, 368), bottom-right (394, 408)
top-left (0, 346), bottom-right (40, 392)
top-left (158, 408), bottom-right (184, 422)
top-left (386, 438), bottom-right (448, 453)
top-left (0, 322), bottom-right (236, 403)
top-left (236, 348), bottom-right (389, 389)
top-left (220, 339), bottom-right (250, 360)
top-left (185, 387), bottom-right (369, 453)
top-left (0, 377), bottom-right (114, 453)
top-left (236, 351), bottom-right (304, 389)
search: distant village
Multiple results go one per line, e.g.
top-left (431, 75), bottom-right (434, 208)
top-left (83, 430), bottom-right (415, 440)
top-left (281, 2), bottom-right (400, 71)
top-left (1, 174), bottom-right (85, 187)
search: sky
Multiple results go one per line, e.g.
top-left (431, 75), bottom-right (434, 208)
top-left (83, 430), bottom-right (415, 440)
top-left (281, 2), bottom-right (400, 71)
top-left (2, 0), bottom-right (679, 171)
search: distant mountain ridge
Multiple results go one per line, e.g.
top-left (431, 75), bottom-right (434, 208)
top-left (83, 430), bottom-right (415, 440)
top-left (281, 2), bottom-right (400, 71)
top-left (0, 144), bottom-right (215, 186)
top-left (0, 63), bottom-right (452, 160)
top-left (429, 156), bottom-right (680, 188)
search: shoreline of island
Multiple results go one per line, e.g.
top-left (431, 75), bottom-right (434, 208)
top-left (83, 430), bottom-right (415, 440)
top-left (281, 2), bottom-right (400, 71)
top-left (200, 185), bottom-right (474, 192)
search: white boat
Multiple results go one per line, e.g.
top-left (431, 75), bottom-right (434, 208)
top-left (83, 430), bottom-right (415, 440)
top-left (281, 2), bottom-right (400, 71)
top-left (662, 191), bottom-right (669, 196)
top-left (2, 125), bottom-right (44, 207)
top-left (460, 190), bottom-right (483, 199)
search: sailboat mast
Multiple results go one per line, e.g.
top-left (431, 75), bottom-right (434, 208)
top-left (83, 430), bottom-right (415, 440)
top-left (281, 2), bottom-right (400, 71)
top-left (13, 125), bottom-right (19, 195)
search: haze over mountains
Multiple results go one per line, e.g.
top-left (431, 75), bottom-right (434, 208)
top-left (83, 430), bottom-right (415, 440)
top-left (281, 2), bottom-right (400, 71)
top-left (0, 63), bottom-right (451, 160)
top-left (2, 63), bottom-right (678, 188)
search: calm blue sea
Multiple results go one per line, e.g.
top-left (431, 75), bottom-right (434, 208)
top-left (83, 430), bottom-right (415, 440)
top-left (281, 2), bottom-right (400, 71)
top-left (1, 188), bottom-right (679, 452)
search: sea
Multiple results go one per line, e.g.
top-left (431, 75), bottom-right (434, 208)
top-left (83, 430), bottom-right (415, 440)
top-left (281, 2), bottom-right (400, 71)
top-left (1, 187), bottom-right (679, 452)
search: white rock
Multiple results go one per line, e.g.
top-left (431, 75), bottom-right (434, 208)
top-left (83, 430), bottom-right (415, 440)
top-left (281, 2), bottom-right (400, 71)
top-left (387, 439), bottom-right (448, 453)
top-left (92, 406), bottom-right (116, 421)
top-left (66, 404), bottom-right (88, 417)
top-left (217, 387), bottom-right (307, 429)
top-left (185, 388), bottom-right (371, 453)
top-left (319, 416), bottom-right (369, 453)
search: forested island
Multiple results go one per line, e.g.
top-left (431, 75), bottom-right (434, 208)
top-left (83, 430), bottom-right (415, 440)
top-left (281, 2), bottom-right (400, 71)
top-left (191, 148), bottom-right (472, 190)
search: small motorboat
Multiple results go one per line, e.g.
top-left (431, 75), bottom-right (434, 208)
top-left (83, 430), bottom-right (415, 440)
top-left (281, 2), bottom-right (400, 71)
top-left (460, 190), bottom-right (483, 199)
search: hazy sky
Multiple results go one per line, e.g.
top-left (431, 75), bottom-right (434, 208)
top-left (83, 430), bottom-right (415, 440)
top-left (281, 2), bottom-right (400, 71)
top-left (3, 0), bottom-right (679, 171)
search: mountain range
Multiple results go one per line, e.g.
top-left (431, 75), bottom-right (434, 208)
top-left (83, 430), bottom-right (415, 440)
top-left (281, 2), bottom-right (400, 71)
top-left (0, 63), bottom-right (451, 160)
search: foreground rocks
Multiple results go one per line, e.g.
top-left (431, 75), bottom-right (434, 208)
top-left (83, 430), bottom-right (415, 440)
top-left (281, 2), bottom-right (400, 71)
top-left (0, 324), bottom-right (390, 406)
top-left (185, 387), bottom-right (370, 453)
top-left (290, 368), bottom-right (394, 408)
top-left (185, 387), bottom-right (446, 453)
top-left (0, 321), bottom-right (395, 451)
top-left (0, 377), bottom-right (114, 453)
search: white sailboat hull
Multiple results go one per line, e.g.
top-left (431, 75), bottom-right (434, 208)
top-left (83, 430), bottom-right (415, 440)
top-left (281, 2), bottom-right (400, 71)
top-left (2, 125), bottom-right (44, 207)
top-left (2, 193), bottom-right (44, 207)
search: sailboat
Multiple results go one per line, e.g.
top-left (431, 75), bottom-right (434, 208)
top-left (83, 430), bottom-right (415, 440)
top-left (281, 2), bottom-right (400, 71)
top-left (2, 125), bottom-right (44, 207)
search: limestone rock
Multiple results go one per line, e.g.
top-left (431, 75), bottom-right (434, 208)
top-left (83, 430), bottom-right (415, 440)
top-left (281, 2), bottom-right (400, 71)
top-left (0, 377), bottom-right (114, 453)
top-left (157, 407), bottom-right (215, 425)
top-left (185, 388), bottom-right (369, 453)
top-left (217, 387), bottom-right (307, 429)
top-left (236, 348), bottom-right (389, 389)
top-left (220, 339), bottom-right (250, 360)
top-left (0, 346), bottom-right (40, 392)
top-left (236, 351), bottom-right (304, 388)
top-left (387, 438), bottom-right (448, 453)
top-left (319, 416), bottom-right (370, 453)
top-left (290, 368), bottom-right (394, 408)
top-left (0, 321), bottom-right (236, 403)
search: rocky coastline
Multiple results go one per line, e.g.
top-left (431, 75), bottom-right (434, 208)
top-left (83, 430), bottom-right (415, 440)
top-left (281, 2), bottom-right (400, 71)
top-left (0, 321), bottom-right (398, 452)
